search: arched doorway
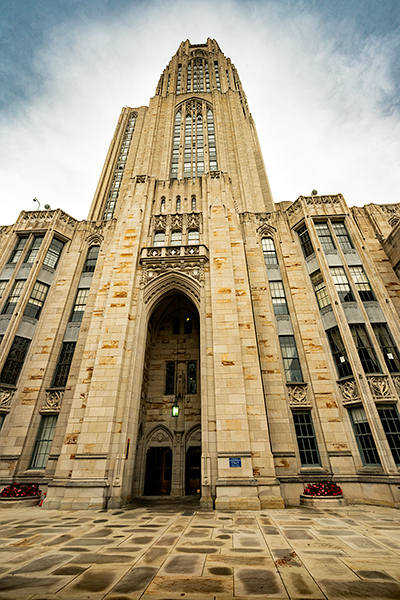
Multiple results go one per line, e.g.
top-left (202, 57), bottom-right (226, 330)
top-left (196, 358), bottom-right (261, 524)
top-left (135, 292), bottom-right (201, 496)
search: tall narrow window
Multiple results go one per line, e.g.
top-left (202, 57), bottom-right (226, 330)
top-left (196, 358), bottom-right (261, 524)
top-left (330, 267), bottom-right (355, 303)
top-left (0, 413), bottom-right (5, 431)
top-left (160, 197), bottom-right (166, 213)
top-left (205, 62), bottom-right (210, 91)
top-left (0, 336), bottom-right (30, 386)
top-left (193, 61), bottom-right (203, 92)
top-left (214, 61), bottom-right (221, 90)
top-left (311, 271), bottom-right (330, 309)
top-left (171, 231), bottom-right (182, 246)
top-left (372, 324), bottom-right (400, 373)
top-left (0, 280), bottom-right (7, 299)
top-left (176, 196), bottom-right (181, 211)
top-left (166, 74), bottom-right (170, 92)
top-left (348, 266), bottom-right (375, 301)
top-left (24, 236), bottom-right (44, 264)
top-left (293, 411), bottom-right (320, 466)
top-left (315, 222), bottom-right (335, 252)
top-left (207, 109), bottom-right (217, 171)
top-left (171, 111), bottom-right (181, 179)
top-left (2, 280), bottom-right (24, 315)
top-left (8, 237), bottom-right (27, 264)
top-left (24, 281), bottom-right (49, 319)
top-left (188, 230), bottom-right (199, 245)
top-left (332, 221), bottom-right (353, 250)
top-left (298, 225), bottom-right (314, 258)
top-left (43, 238), bottom-right (64, 269)
top-left (350, 324), bottom-right (381, 374)
top-left (172, 318), bottom-right (180, 335)
top-left (154, 231), bottom-right (165, 247)
top-left (103, 112), bottom-right (136, 220)
top-left (70, 288), bottom-right (90, 322)
top-left (327, 327), bottom-right (352, 378)
top-left (279, 336), bottom-right (303, 382)
top-left (349, 406), bottom-right (381, 466)
top-left (226, 69), bottom-right (231, 87)
top-left (176, 64), bottom-right (182, 94)
top-left (184, 316), bottom-right (192, 334)
top-left (29, 415), bottom-right (58, 470)
top-left (269, 281), bottom-right (289, 315)
top-left (52, 342), bottom-right (76, 388)
top-left (83, 245), bottom-right (100, 273)
top-left (261, 238), bottom-right (278, 265)
top-left (191, 196), bottom-right (196, 211)
top-left (186, 62), bottom-right (192, 92)
top-left (377, 405), bottom-right (400, 465)
top-left (187, 362), bottom-right (197, 394)
top-left (165, 362), bottom-right (175, 395)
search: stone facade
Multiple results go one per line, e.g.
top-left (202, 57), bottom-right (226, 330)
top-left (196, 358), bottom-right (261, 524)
top-left (1, 39), bottom-right (400, 510)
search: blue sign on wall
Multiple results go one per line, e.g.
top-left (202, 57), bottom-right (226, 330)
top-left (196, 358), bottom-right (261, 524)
top-left (229, 457), bottom-right (242, 468)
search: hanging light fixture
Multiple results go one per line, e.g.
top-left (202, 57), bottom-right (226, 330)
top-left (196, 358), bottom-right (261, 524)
top-left (172, 398), bottom-right (179, 417)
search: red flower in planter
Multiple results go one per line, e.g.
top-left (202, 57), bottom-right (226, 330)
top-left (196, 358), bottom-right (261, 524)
top-left (1, 482), bottom-right (40, 498)
top-left (303, 480), bottom-right (342, 496)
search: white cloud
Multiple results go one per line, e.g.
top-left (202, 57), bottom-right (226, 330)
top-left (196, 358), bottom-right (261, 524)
top-left (0, 0), bottom-right (399, 225)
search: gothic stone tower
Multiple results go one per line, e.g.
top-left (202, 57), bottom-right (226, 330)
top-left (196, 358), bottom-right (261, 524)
top-left (1, 39), bottom-right (400, 510)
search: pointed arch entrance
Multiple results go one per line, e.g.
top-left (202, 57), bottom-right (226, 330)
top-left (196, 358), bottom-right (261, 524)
top-left (134, 291), bottom-right (201, 496)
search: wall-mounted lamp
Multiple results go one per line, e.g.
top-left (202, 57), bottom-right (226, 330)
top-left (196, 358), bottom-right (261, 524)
top-left (172, 398), bottom-right (179, 417)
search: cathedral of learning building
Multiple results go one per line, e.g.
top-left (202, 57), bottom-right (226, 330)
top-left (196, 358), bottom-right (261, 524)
top-left (1, 39), bottom-right (400, 510)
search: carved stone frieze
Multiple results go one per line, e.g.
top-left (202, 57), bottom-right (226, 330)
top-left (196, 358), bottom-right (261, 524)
top-left (210, 170), bottom-right (221, 179)
top-left (367, 375), bottom-right (393, 400)
top-left (389, 216), bottom-right (400, 228)
top-left (287, 384), bottom-right (311, 409)
top-left (136, 175), bottom-right (147, 183)
top-left (337, 378), bottom-right (361, 405)
top-left (0, 387), bottom-right (16, 412)
top-left (141, 259), bottom-right (205, 285)
top-left (303, 194), bottom-right (342, 206)
top-left (41, 389), bottom-right (64, 413)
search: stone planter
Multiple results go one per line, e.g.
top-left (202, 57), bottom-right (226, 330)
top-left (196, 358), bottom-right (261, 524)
top-left (300, 494), bottom-right (346, 508)
top-left (0, 496), bottom-right (40, 508)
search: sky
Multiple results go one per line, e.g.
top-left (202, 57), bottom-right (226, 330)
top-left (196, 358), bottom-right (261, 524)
top-left (0, 0), bottom-right (399, 225)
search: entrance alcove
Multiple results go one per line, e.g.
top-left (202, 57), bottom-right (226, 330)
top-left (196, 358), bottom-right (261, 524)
top-left (133, 291), bottom-right (201, 496)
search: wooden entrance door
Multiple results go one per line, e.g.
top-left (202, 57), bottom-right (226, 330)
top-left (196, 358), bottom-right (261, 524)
top-left (185, 446), bottom-right (201, 495)
top-left (144, 447), bottom-right (172, 495)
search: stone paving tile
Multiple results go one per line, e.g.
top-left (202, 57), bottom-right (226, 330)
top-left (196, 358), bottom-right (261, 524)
top-left (2, 504), bottom-right (400, 599)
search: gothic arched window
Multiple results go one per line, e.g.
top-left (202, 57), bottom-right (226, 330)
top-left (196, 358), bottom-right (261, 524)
top-left (160, 197), bottom-right (166, 213)
top-left (191, 196), bottom-right (196, 211)
top-left (176, 196), bottom-right (181, 211)
top-left (170, 101), bottom-right (217, 178)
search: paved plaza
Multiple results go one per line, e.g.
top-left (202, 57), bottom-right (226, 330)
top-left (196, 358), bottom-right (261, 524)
top-left (1, 498), bottom-right (400, 599)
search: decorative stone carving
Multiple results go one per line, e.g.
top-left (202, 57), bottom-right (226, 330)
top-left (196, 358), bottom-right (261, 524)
top-left (304, 194), bottom-right (341, 207)
top-left (337, 378), bottom-right (360, 405)
top-left (0, 387), bottom-right (15, 412)
top-left (210, 170), bottom-right (221, 179)
top-left (368, 376), bottom-right (392, 399)
top-left (136, 175), bottom-right (147, 183)
top-left (171, 213), bottom-right (183, 229)
top-left (187, 213), bottom-right (201, 229)
top-left (41, 389), bottom-right (64, 413)
top-left (381, 204), bottom-right (400, 217)
top-left (287, 384), bottom-right (311, 409)
top-left (150, 428), bottom-right (170, 444)
top-left (184, 246), bottom-right (200, 256)
top-left (153, 214), bottom-right (167, 230)
top-left (141, 259), bottom-right (205, 285)
top-left (389, 216), bottom-right (400, 228)
top-left (392, 375), bottom-right (400, 396)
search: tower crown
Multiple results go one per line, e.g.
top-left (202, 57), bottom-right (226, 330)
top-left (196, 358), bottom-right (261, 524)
top-left (155, 38), bottom-right (243, 98)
